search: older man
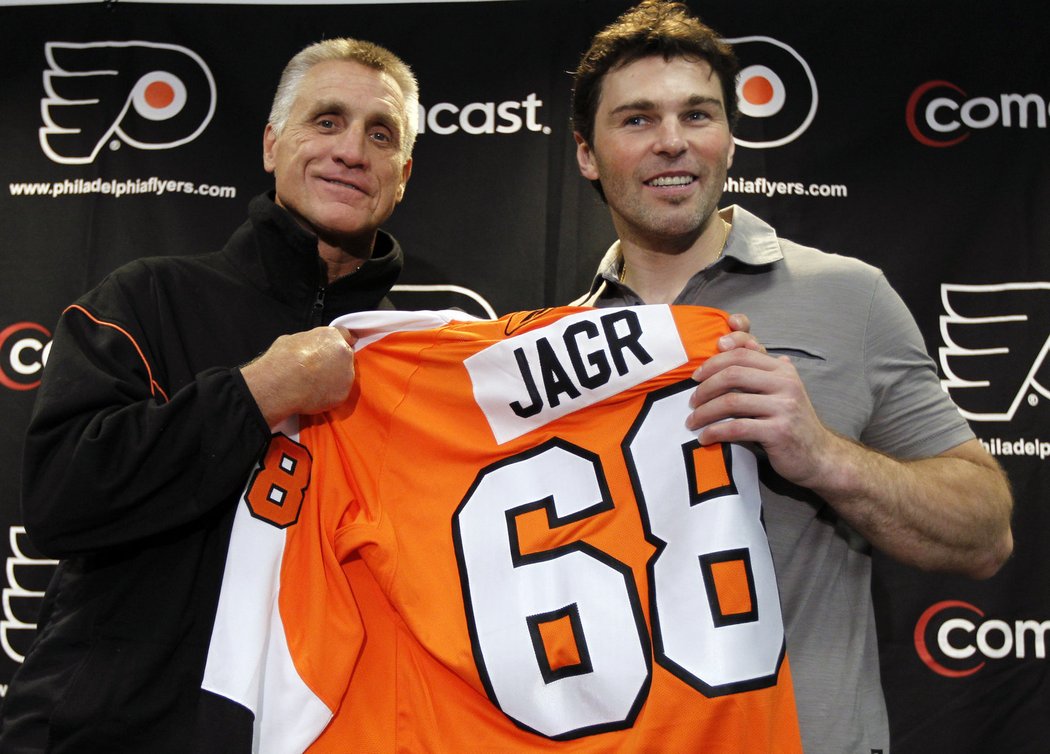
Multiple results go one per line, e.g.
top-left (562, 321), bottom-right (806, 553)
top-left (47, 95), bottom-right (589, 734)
top-left (0, 38), bottom-right (416, 752)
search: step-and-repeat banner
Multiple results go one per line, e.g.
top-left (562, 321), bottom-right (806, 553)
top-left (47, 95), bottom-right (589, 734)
top-left (1, 1), bottom-right (1047, 750)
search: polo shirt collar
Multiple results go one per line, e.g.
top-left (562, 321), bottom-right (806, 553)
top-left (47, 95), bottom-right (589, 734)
top-left (583, 204), bottom-right (785, 301)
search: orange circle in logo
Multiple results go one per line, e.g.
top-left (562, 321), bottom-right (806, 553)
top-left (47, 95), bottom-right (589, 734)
top-left (144, 81), bottom-right (176, 109)
top-left (742, 76), bottom-right (775, 106)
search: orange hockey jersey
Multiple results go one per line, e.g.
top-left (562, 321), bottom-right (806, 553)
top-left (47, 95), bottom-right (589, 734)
top-left (202, 305), bottom-right (801, 753)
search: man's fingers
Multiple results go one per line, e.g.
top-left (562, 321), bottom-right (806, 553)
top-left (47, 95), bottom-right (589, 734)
top-left (693, 345), bottom-right (781, 383)
top-left (334, 326), bottom-right (358, 348)
top-left (720, 313), bottom-right (766, 353)
top-left (726, 312), bottom-right (750, 332)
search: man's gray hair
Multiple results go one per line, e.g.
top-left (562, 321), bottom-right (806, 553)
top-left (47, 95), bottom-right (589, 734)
top-left (268, 37), bottom-right (419, 159)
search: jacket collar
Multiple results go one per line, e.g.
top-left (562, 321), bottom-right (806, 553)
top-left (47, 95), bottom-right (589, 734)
top-left (227, 192), bottom-right (403, 314)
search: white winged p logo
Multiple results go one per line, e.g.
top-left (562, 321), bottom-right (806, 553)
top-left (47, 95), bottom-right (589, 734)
top-left (40, 41), bottom-right (216, 165)
top-left (939, 282), bottom-right (1050, 422)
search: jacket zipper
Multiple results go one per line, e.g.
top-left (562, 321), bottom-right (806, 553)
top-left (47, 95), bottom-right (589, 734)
top-left (310, 285), bottom-right (326, 326)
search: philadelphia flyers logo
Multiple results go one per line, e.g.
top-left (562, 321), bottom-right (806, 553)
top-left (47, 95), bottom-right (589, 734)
top-left (724, 36), bottom-right (818, 149)
top-left (2, 526), bottom-right (58, 664)
top-left (939, 282), bottom-right (1050, 422)
top-left (244, 433), bottom-right (312, 529)
top-left (39, 40), bottom-right (216, 165)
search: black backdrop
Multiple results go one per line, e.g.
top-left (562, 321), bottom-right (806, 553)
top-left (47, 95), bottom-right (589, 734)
top-left (1, 1), bottom-right (1048, 750)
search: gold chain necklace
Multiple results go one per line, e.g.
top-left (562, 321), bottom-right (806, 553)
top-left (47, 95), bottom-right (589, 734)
top-left (618, 218), bottom-right (730, 284)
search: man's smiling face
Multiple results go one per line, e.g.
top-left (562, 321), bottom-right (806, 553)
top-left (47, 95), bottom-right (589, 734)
top-left (263, 59), bottom-right (412, 252)
top-left (576, 55), bottom-right (734, 250)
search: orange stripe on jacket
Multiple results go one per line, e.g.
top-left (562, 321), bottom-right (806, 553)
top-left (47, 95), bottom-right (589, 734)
top-left (65, 304), bottom-right (169, 402)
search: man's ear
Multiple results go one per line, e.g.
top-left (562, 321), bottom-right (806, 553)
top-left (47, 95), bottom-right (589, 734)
top-left (396, 157), bottom-right (413, 203)
top-left (262, 124), bottom-right (277, 174)
top-left (574, 131), bottom-right (599, 181)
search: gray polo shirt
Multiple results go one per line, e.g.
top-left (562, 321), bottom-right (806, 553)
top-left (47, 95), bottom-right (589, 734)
top-left (576, 205), bottom-right (974, 754)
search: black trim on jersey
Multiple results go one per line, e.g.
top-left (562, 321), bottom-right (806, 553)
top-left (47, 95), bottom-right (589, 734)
top-left (622, 379), bottom-right (787, 699)
top-left (243, 432), bottom-right (312, 530)
top-left (623, 380), bottom-right (695, 536)
top-left (451, 437), bottom-right (652, 742)
top-left (526, 603), bottom-right (594, 684)
top-left (699, 548), bottom-right (760, 628)
top-left (682, 440), bottom-right (738, 505)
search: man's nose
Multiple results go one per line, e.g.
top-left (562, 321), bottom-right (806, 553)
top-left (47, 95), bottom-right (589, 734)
top-left (653, 120), bottom-right (687, 157)
top-left (331, 124), bottom-right (368, 167)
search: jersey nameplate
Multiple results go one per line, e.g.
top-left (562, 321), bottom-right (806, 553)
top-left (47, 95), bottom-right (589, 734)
top-left (466, 306), bottom-right (688, 443)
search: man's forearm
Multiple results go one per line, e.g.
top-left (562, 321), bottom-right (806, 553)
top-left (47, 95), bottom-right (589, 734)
top-left (812, 437), bottom-right (1013, 578)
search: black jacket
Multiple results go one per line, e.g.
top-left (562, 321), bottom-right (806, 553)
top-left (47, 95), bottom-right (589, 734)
top-left (0, 193), bottom-right (402, 752)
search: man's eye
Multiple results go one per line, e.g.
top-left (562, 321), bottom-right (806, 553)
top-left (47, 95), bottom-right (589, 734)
top-left (318, 118), bottom-right (336, 129)
top-left (685, 111), bottom-right (711, 122)
top-left (624, 115), bottom-right (648, 126)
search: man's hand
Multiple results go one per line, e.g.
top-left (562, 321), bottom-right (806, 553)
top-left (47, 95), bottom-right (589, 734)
top-left (687, 347), bottom-right (833, 489)
top-left (241, 326), bottom-right (358, 428)
top-left (691, 313), bottom-right (829, 488)
top-left (687, 338), bottom-right (1013, 578)
top-left (718, 312), bottom-right (765, 354)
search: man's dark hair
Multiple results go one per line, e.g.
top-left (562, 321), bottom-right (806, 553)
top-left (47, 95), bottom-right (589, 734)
top-left (571, 0), bottom-right (740, 148)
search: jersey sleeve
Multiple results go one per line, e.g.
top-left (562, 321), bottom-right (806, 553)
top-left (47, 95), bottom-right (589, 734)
top-left (202, 315), bottom-right (436, 752)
